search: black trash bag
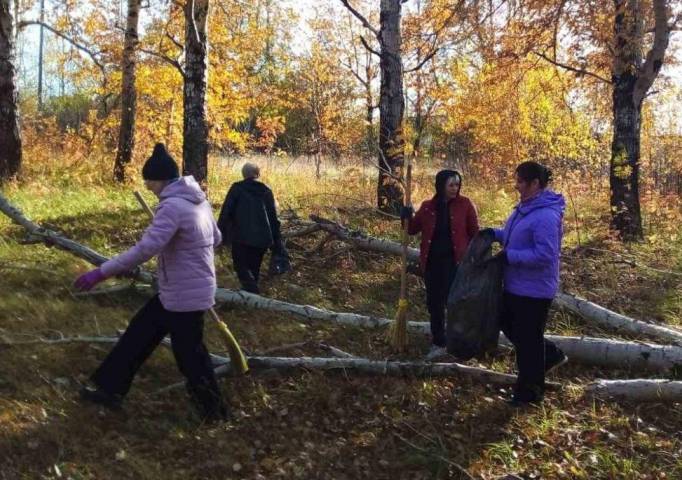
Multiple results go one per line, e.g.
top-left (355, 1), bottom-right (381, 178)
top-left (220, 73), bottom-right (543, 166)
top-left (268, 239), bottom-right (292, 275)
top-left (446, 232), bottom-right (503, 360)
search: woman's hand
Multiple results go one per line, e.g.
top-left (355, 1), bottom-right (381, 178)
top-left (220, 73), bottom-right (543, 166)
top-left (74, 268), bottom-right (106, 291)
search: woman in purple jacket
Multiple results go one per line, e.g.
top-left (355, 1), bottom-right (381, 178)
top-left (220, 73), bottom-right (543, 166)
top-left (483, 161), bottom-right (567, 406)
top-left (74, 144), bottom-right (228, 422)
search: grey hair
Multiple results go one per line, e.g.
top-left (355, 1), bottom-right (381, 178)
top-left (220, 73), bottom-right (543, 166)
top-left (241, 162), bottom-right (260, 179)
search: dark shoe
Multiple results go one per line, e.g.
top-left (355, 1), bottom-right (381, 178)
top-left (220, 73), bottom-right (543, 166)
top-left (241, 284), bottom-right (260, 295)
top-left (79, 385), bottom-right (123, 411)
top-left (201, 404), bottom-right (232, 424)
top-left (545, 351), bottom-right (568, 374)
top-left (505, 394), bottom-right (542, 408)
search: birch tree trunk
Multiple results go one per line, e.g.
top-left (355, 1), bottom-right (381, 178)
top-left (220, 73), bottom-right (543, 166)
top-left (586, 379), bottom-right (682, 402)
top-left (0, 0), bottom-right (21, 181)
top-left (609, 0), bottom-right (671, 240)
top-left (113, 0), bottom-right (141, 183)
top-left (183, 0), bottom-right (209, 186)
top-left (377, 0), bottom-right (405, 213)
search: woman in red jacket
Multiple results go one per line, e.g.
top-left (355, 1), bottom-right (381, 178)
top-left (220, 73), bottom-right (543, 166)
top-left (401, 170), bottom-right (479, 359)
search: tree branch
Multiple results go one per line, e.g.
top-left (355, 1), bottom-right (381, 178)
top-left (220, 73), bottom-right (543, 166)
top-left (18, 20), bottom-right (107, 76)
top-left (404, 48), bottom-right (437, 73)
top-left (339, 0), bottom-right (379, 38)
top-left (139, 47), bottom-right (185, 77)
top-left (634, 0), bottom-right (672, 105)
top-left (360, 35), bottom-right (381, 57)
top-left (165, 30), bottom-right (184, 50)
top-left (533, 50), bottom-right (612, 84)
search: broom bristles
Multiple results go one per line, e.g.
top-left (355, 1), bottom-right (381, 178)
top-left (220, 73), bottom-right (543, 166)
top-left (388, 298), bottom-right (409, 351)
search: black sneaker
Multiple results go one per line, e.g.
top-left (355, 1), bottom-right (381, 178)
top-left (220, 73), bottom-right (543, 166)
top-left (200, 404), bottom-right (232, 424)
top-left (79, 385), bottom-right (123, 411)
top-left (505, 394), bottom-right (542, 408)
top-left (545, 352), bottom-right (568, 374)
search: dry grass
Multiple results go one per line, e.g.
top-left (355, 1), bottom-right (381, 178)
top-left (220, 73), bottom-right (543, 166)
top-left (1, 154), bottom-right (681, 479)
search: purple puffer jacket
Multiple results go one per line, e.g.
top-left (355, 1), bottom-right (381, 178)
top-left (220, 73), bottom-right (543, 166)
top-left (493, 189), bottom-right (565, 299)
top-left (101, 176), bottom-right (222, 312)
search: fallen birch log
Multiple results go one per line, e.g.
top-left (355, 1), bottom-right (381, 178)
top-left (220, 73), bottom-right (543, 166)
top-left (157, 339), bottom-right (560, 389)
top-left (213, 289), bottom-right (682, 372)
top-left (310, 215), bottom-right (682, 346)
top-left (554, 293), bottom-right (682, 346)
top-left (309, 214), bottom-right (420, 262)
top-left (0, 335), bottom-right (119, 346)
top-left (155, 344), bottom-right (563, 395)
top-left (216, 356), bottom-right (532, 385)
top-left (281, 223), bottom-right (322, 238)
top-left (585, 379), bottom-right (682, 402)
top-left (514, 335), bottom-right (682, 372)
top-left (0, 192), bottom-right (154, 284)
top-left (213, 287), bottom-right (429, 333)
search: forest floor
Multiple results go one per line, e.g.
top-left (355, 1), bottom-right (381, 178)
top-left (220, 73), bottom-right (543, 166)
top-left (1, 158), bottom-right (682, 479)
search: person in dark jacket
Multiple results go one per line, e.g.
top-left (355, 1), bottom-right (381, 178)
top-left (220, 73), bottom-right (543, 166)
top-left (217, 163), bottom-right (282, 294)
top-left (401, 170), bottom-right (480, 360)
top-left (481, 161), bottom-right (568, 406)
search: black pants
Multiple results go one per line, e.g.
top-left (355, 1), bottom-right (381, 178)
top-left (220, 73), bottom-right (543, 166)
top-left (232, 242), bottom-right (268, 294)
top-left (424, 256), bottom-right (457, 347)
top-left (92, 295), bottom-right (225, 416)
top-left (499, 292), bottom-right (563, 401)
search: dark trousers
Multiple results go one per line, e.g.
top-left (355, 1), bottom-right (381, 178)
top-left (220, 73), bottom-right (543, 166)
top-left (499, 292), bottom-right (563, 400)
top-left (232, 242), bottom-right (268, 294)
top-left (424, 256), bottom-right (457, 347)
top-left (92, 295), bottom-right (224, 415)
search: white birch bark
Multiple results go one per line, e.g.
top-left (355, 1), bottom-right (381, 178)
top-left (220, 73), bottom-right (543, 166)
top-left (585, 379), bottom-right (682, 402)
top-left (554, 293), bottom-right (682, 346)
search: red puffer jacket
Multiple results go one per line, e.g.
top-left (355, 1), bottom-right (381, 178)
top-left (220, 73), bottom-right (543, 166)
top-left (408, 194), bottom-right (479, 272)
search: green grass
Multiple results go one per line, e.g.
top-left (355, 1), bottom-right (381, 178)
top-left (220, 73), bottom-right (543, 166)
top-left (1, 156), bottom-right (682, 479)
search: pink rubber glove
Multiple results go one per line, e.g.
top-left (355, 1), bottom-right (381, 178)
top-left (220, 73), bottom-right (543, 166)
top-left (74, 268), bottom-right (106, 291)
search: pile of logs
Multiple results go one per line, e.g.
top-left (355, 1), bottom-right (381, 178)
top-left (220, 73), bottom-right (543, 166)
top-left (2, 192), bottom-right (681, 403)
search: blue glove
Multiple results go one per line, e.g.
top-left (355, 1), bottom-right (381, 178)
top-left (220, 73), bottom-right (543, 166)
top-left (400, 205), bottom-right (414, 221)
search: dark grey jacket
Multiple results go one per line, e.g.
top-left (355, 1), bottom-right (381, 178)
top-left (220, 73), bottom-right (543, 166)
top-left (217, 179), bottom-right (281, 249)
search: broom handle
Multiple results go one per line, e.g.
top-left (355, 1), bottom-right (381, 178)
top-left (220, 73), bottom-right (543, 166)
top-left (134, 191), bottom-right (155, 217)
top-left (399, 162), bottom-right (412, 300)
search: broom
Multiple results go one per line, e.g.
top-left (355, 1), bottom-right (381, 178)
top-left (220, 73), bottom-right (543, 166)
top-left (387, 159), bottom-right (412, 352)
top-left (133, 190), bottom-right (249, 375)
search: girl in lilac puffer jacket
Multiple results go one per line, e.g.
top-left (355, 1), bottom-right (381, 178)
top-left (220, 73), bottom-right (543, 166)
top-left (74, 144), bottom-right (228, 422)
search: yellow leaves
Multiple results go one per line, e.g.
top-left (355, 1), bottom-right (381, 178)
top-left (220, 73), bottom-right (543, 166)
top-left (254, 116), bottom-right (286, 153)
